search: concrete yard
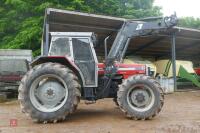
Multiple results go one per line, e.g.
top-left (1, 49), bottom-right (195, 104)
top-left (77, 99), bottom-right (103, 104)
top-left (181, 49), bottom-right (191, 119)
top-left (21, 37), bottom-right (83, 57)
top-left (1, 91), bottom-right (200, 133)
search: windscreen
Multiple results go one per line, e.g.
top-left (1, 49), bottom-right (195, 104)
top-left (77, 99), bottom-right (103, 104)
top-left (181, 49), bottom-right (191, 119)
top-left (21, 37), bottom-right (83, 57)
top-left (72, 38), bottom-right (93, 60)
top-left (49, 37), bottom-right (71, 56)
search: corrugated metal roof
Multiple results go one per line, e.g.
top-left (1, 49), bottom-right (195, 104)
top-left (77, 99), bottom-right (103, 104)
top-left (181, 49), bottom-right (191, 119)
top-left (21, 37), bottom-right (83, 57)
top-left (45, 8), bottom-right (200, 65)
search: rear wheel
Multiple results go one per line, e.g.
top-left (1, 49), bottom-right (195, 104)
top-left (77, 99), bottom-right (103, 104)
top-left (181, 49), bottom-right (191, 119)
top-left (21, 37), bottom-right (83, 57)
top-left (117, 75), bottom-right (164, 120)
top-left (18, 63), bottom-right (81, 123)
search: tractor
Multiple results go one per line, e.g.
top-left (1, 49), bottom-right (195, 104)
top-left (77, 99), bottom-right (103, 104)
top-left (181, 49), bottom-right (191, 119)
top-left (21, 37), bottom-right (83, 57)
top-left (18, 12), bottom-right (177, 123)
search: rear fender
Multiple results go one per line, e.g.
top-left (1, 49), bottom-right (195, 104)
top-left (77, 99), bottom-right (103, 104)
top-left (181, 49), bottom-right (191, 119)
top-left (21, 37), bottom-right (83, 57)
top-left (31, 56), bottom-right (85, 87)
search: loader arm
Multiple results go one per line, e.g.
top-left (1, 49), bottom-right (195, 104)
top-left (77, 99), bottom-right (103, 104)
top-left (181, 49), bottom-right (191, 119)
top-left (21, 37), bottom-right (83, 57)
top-left (105, 14), bottom-right (178, 74)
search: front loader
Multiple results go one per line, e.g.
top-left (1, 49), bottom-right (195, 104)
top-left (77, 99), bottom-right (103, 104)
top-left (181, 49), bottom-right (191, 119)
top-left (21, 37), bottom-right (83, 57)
top-left (18, 11), bottom-right (177, 123)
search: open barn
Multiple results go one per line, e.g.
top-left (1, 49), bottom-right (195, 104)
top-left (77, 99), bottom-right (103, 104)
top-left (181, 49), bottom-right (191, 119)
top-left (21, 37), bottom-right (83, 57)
top-left (42, 8), bottom-right (200, 91)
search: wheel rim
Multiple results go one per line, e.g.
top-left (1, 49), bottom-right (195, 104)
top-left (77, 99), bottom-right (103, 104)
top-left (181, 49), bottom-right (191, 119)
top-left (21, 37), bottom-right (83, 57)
top-left (127, 84), bottom-right (155, 112)
top-left (30, 74), bottom-right (68, 113)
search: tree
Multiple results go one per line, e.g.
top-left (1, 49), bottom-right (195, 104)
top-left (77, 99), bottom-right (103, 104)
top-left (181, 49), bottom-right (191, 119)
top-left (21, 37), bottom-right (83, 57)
top-left (120, 0), bottom-right (162, 18)
top-left (179, 17), bottom-right (200, 29)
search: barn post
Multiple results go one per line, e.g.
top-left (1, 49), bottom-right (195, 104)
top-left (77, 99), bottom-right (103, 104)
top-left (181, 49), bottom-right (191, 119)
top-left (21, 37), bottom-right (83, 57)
top-left (171, 32), bottom-right (177, 91)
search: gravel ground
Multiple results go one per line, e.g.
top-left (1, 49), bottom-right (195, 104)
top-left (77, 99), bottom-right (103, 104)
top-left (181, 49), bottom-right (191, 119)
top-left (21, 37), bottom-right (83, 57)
top-left (1, 91), bottom-right (200, 133)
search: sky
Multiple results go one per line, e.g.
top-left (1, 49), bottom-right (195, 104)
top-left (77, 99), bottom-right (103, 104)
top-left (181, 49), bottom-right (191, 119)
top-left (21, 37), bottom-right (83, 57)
top-left (154, 0), bottom-right (200, 18)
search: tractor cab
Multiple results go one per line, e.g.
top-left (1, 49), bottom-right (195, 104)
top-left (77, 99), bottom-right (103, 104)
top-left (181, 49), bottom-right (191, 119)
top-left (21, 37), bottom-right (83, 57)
top-left (49, 32), bottom-right (98, 87)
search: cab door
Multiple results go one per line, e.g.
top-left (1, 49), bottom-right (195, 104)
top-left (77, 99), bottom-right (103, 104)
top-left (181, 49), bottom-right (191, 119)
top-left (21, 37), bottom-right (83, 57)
top-left (72, 37), bottom-right (98, 87)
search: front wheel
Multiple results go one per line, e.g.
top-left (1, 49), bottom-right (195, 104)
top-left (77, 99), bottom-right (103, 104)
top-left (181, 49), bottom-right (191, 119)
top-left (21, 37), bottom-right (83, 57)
top-left (18, 63), bottom-right (81, 123)
top-left (117, 75), bottom-right (164, 120)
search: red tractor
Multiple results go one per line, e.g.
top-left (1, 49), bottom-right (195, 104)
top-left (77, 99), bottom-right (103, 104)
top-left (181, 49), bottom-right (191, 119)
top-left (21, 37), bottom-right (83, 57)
top-left (18, 13), bottom-right (177, 123)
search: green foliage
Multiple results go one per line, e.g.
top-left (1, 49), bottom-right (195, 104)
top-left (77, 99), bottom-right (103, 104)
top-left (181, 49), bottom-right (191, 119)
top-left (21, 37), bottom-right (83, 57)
top-left (0, 0), bottom-right (161, 56)
top-left (120, 0), bottom-right (162, 19)
top-left (179, 17), bottom-right (200, 29)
